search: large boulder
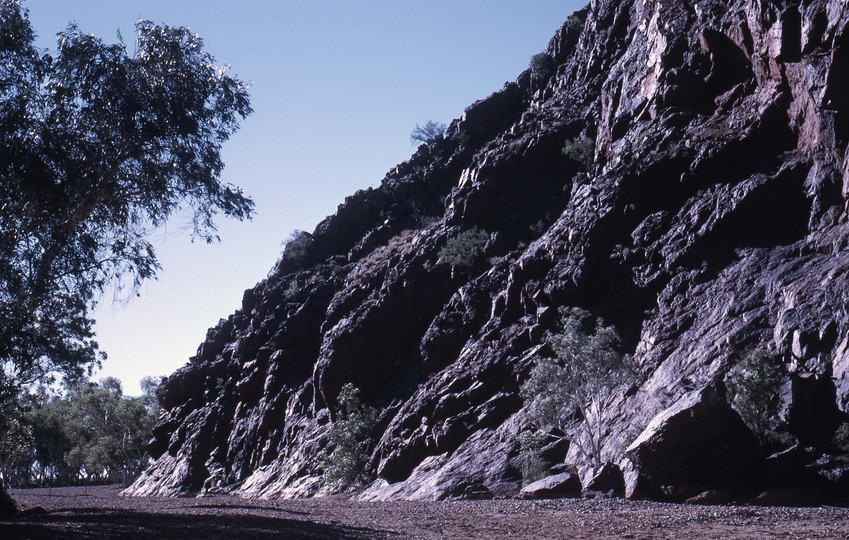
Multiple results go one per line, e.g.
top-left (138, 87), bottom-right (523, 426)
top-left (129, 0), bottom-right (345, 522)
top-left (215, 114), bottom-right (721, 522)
top-left (519, 472), bottom-right (581, 499)
top-left (763, 445), bottom-right (817, 488)
top-left (582, 463), bottom-right (625, 496)
top-left (626, 385), bottom-right (762, 500)
top-left (157, 364), bottom-right (205, 412)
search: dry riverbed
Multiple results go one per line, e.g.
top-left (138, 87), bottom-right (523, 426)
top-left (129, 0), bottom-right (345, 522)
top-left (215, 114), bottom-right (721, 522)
top-left (2, 485), bottom-right (848, 539)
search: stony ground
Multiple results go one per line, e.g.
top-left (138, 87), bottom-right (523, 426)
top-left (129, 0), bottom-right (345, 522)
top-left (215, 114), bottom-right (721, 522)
top-left (2, 485), bottom-right (848, 539)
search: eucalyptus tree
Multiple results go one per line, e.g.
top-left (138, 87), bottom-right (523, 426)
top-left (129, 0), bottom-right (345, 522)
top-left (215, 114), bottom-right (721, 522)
top-left (0, 0), bottom-right (252, 510)
top-left (521, 308), bottom-right (637, 469)
top-left (62, 377), bottom-right (160, 483)
top-left (0, 0), bottom-right (253, 405)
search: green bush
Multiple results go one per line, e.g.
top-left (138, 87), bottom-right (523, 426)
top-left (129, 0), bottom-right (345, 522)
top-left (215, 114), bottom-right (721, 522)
top-left (437, 227), bottom-right (489, 271)
top-left (529, 220), bottom-right (546, 235)
top-left (517, 429), bottom-right (549, 486)
top-left (281, 230), bottom-right (311, 268)
top-left (834, 422), bottom-right (849, 453)
top-left (618, 423), bottom-right (646, 460)
top-left (562, 136), bottom-right (595, 167)
top-left (725, 348), bottom-right (791, 445)
top-left (520, 307), bottom-right (637, 468)
top-left (564, 13), bottom-right (585, 33)
top-left (529, 52), bottom-right (555, 82)
top-left (320, 384), bottom-right (378, 491)
top-left (283, 280), bottom-right (299, 301)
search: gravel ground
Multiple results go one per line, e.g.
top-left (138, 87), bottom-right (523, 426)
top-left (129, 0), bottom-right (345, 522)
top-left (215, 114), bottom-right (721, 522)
top-left (2, 485), bottom-right (849, 539)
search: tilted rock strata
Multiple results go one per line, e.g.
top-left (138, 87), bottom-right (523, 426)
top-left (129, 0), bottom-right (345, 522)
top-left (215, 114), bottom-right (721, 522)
top-left (129, 0), bottom-right (849, 502)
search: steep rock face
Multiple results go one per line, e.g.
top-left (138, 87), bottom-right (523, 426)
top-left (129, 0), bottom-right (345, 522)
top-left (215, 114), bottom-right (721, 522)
top-left (129, 0), bottom-right (849, 501)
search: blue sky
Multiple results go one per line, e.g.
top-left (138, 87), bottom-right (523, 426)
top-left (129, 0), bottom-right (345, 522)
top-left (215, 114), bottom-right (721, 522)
top-left (25, 0), bottom-right (585, 395)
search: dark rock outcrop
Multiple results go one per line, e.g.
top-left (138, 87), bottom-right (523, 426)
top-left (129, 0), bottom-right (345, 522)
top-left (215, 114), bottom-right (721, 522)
top-left (685, 490), bottom-right (736, 505)
top-left (0, 488), bottom-right (17, 515)
top-left (625, 385), bottom-right (761, 500)
top-left (520, 472), bottom-right (582, 499)
top-left (128, 0), bottom-right (849, 503)
top-left (583, 463), bottom-right (626, 496)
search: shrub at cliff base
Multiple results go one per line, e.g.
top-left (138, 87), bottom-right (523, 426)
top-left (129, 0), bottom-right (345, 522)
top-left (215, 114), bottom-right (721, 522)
top-left (520, 308), bottom-right (638, 473)
top-left (320, 384), bottom-right (378, 491)
top-left (724, 348), bottom-right (793, 446)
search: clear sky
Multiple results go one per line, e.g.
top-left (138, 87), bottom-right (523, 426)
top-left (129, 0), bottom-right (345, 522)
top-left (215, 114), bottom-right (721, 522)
top-left (25, 0), bottom-right (585, 395)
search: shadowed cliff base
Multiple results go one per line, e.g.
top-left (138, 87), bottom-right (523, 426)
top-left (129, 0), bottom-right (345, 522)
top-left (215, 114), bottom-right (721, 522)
top-left (2, 487), bottom-right (391, 540)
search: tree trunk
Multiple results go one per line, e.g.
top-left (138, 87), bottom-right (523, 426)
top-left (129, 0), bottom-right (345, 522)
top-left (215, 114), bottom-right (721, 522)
top-left (0, 484), bottom-right (17, 515)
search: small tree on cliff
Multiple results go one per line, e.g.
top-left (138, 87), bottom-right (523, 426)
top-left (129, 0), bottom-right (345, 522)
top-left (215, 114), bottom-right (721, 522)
top-left (410, 120), bottom-right (446, 146)
top-left (281, 229), bottom-right (312, 269)
top-left (520, 308), bottom-right (637, 468)
top-left (0, 0), bottom-right (251, 509)
top-left (529, 52), bottom-right (555, 84)
top-left (562, 136), bottom-right (595, 168)
top-left (437, 227), bottom-right (489, 275)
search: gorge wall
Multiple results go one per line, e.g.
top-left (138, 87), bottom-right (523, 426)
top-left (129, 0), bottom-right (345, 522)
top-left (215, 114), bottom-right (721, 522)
top-left (128, 0), bottom-right (849, 502)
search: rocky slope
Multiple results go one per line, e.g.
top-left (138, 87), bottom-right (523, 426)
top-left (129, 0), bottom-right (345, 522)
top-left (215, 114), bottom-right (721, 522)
top-left (128, 0), bottom-right (849, 503)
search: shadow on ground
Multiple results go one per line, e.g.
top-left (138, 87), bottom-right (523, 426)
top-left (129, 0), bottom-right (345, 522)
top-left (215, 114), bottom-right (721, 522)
top-left (1, 507), bottom-right (394, 539)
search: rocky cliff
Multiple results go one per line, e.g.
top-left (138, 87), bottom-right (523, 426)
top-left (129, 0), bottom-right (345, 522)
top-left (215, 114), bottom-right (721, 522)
top-left (128, 0), bottom-right (849, 503)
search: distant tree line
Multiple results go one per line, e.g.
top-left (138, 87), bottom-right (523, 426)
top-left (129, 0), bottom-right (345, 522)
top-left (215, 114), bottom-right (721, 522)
top-left (0, 0), bottom-right (252, 466)
top-left (0, 376), bottom-right (161, 488)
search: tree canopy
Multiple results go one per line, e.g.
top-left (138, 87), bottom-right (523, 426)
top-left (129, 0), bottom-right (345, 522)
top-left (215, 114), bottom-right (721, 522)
top-left (0, 0), bottom-right (253, 405)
